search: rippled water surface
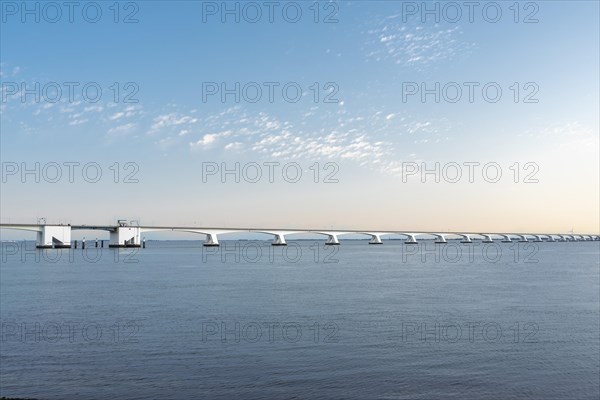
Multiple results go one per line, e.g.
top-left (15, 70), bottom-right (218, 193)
top-left (1, 240), bottom-right (599, 399)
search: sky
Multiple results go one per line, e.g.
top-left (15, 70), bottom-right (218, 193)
top-left (1, 0), bottom-right (599, 239)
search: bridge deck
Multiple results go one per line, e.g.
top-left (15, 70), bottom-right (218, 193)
top-left (0, 223), bottom-right (596, 237)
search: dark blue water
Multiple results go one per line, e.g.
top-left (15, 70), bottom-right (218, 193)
top-left (1, 240), bottom-right (599, 399)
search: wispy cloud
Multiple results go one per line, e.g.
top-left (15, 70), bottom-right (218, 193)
top-left (0, 62), bottom-right (21, 77)
top-left (109, 111), bottom-right (125, 120)
top-left (68, 118), bottom-right (88, 126)
top-left (523, 122), bottom-right (599, 151)
top-left (1, 67), bottom-right (451, 177)
top-left (365, 19), bottom-right (475, 67)
top-left (149, 112), bottom-right (198, 134)
top-left (190, 133), bottom-right (220, 149)
top-left (107, 122), bottom-right (137, 136)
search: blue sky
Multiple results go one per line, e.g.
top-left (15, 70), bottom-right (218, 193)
top-left (1, 1), bottom-right (599, 236)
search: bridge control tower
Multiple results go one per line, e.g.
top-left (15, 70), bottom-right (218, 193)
top-left (36, 225), bottom-right (72, 248)
top-left (108, 220), bottom-right (142, 248)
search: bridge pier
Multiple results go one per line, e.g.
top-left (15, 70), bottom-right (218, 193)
top-left (368, 234), bottom-right (383, 245)
top-left (109, 226), bottom-right (141, 248)
top-left (482, 234), bottom-right (494, 243)
top-left (401, 233), bottom-right (418, 244)
top-left (203, 233), bottom-right (220, 247)
top-left (518, 235), bottom-right (529, 242)
top-left (460, 234), bottom-right (473, 244)
top-left (253, 230), bottom-right (302, 246)
top-left (311, 231), bottom-right (344, 246)
top-left (502, 235), bottom-right (513, 243)
top-left (534, 235), bottom-right (544, 242)
top-left (272, 233), bottom-right (287, 246)
top-left (325, 234), bottom-right (340, 245)
top-left (432, 234), bottom-right (448, 244)
top-left (36, 225), bottom-right (72, 248)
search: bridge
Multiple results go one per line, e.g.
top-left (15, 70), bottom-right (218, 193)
top-left (0, 221), bottom-right (598, 248)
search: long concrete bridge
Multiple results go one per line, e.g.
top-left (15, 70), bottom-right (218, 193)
top-left (1, 221), bottom-right (598, 249)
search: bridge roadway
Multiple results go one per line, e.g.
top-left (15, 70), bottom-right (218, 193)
top-left (1, 222), bottom-right (598, 249)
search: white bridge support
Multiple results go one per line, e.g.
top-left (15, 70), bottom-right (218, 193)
top-left (109, 226), bottom-right (141, 248)
top-left (432, 233), bottom-right (448, 244)
top-left (481, 234), bottom-right (494, 243)
top-left (399, 233), bottom-right (419, 244)
top-left (326, 234), bottom-right (340, 245)
top-left (253, 231), bottom-right (302, 246)
top-left (163, 229), bottom-right (240, 247)
top-left (272, 233), bottom-right (287, 246)
top-left (204, 232), bottom-right (220, 246)
top-left (0, 224), bottom-right (72, 248)
top-left (362, 232), bottom-right (385, 245)
top-left (37, 225), bottom-right (72, 248)
top-left (502, 234), bottom-right (514, 243)
top-left (460, 234), bottom-right (473, 243)
top-left (311, 231), bottom-right (345, 245)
